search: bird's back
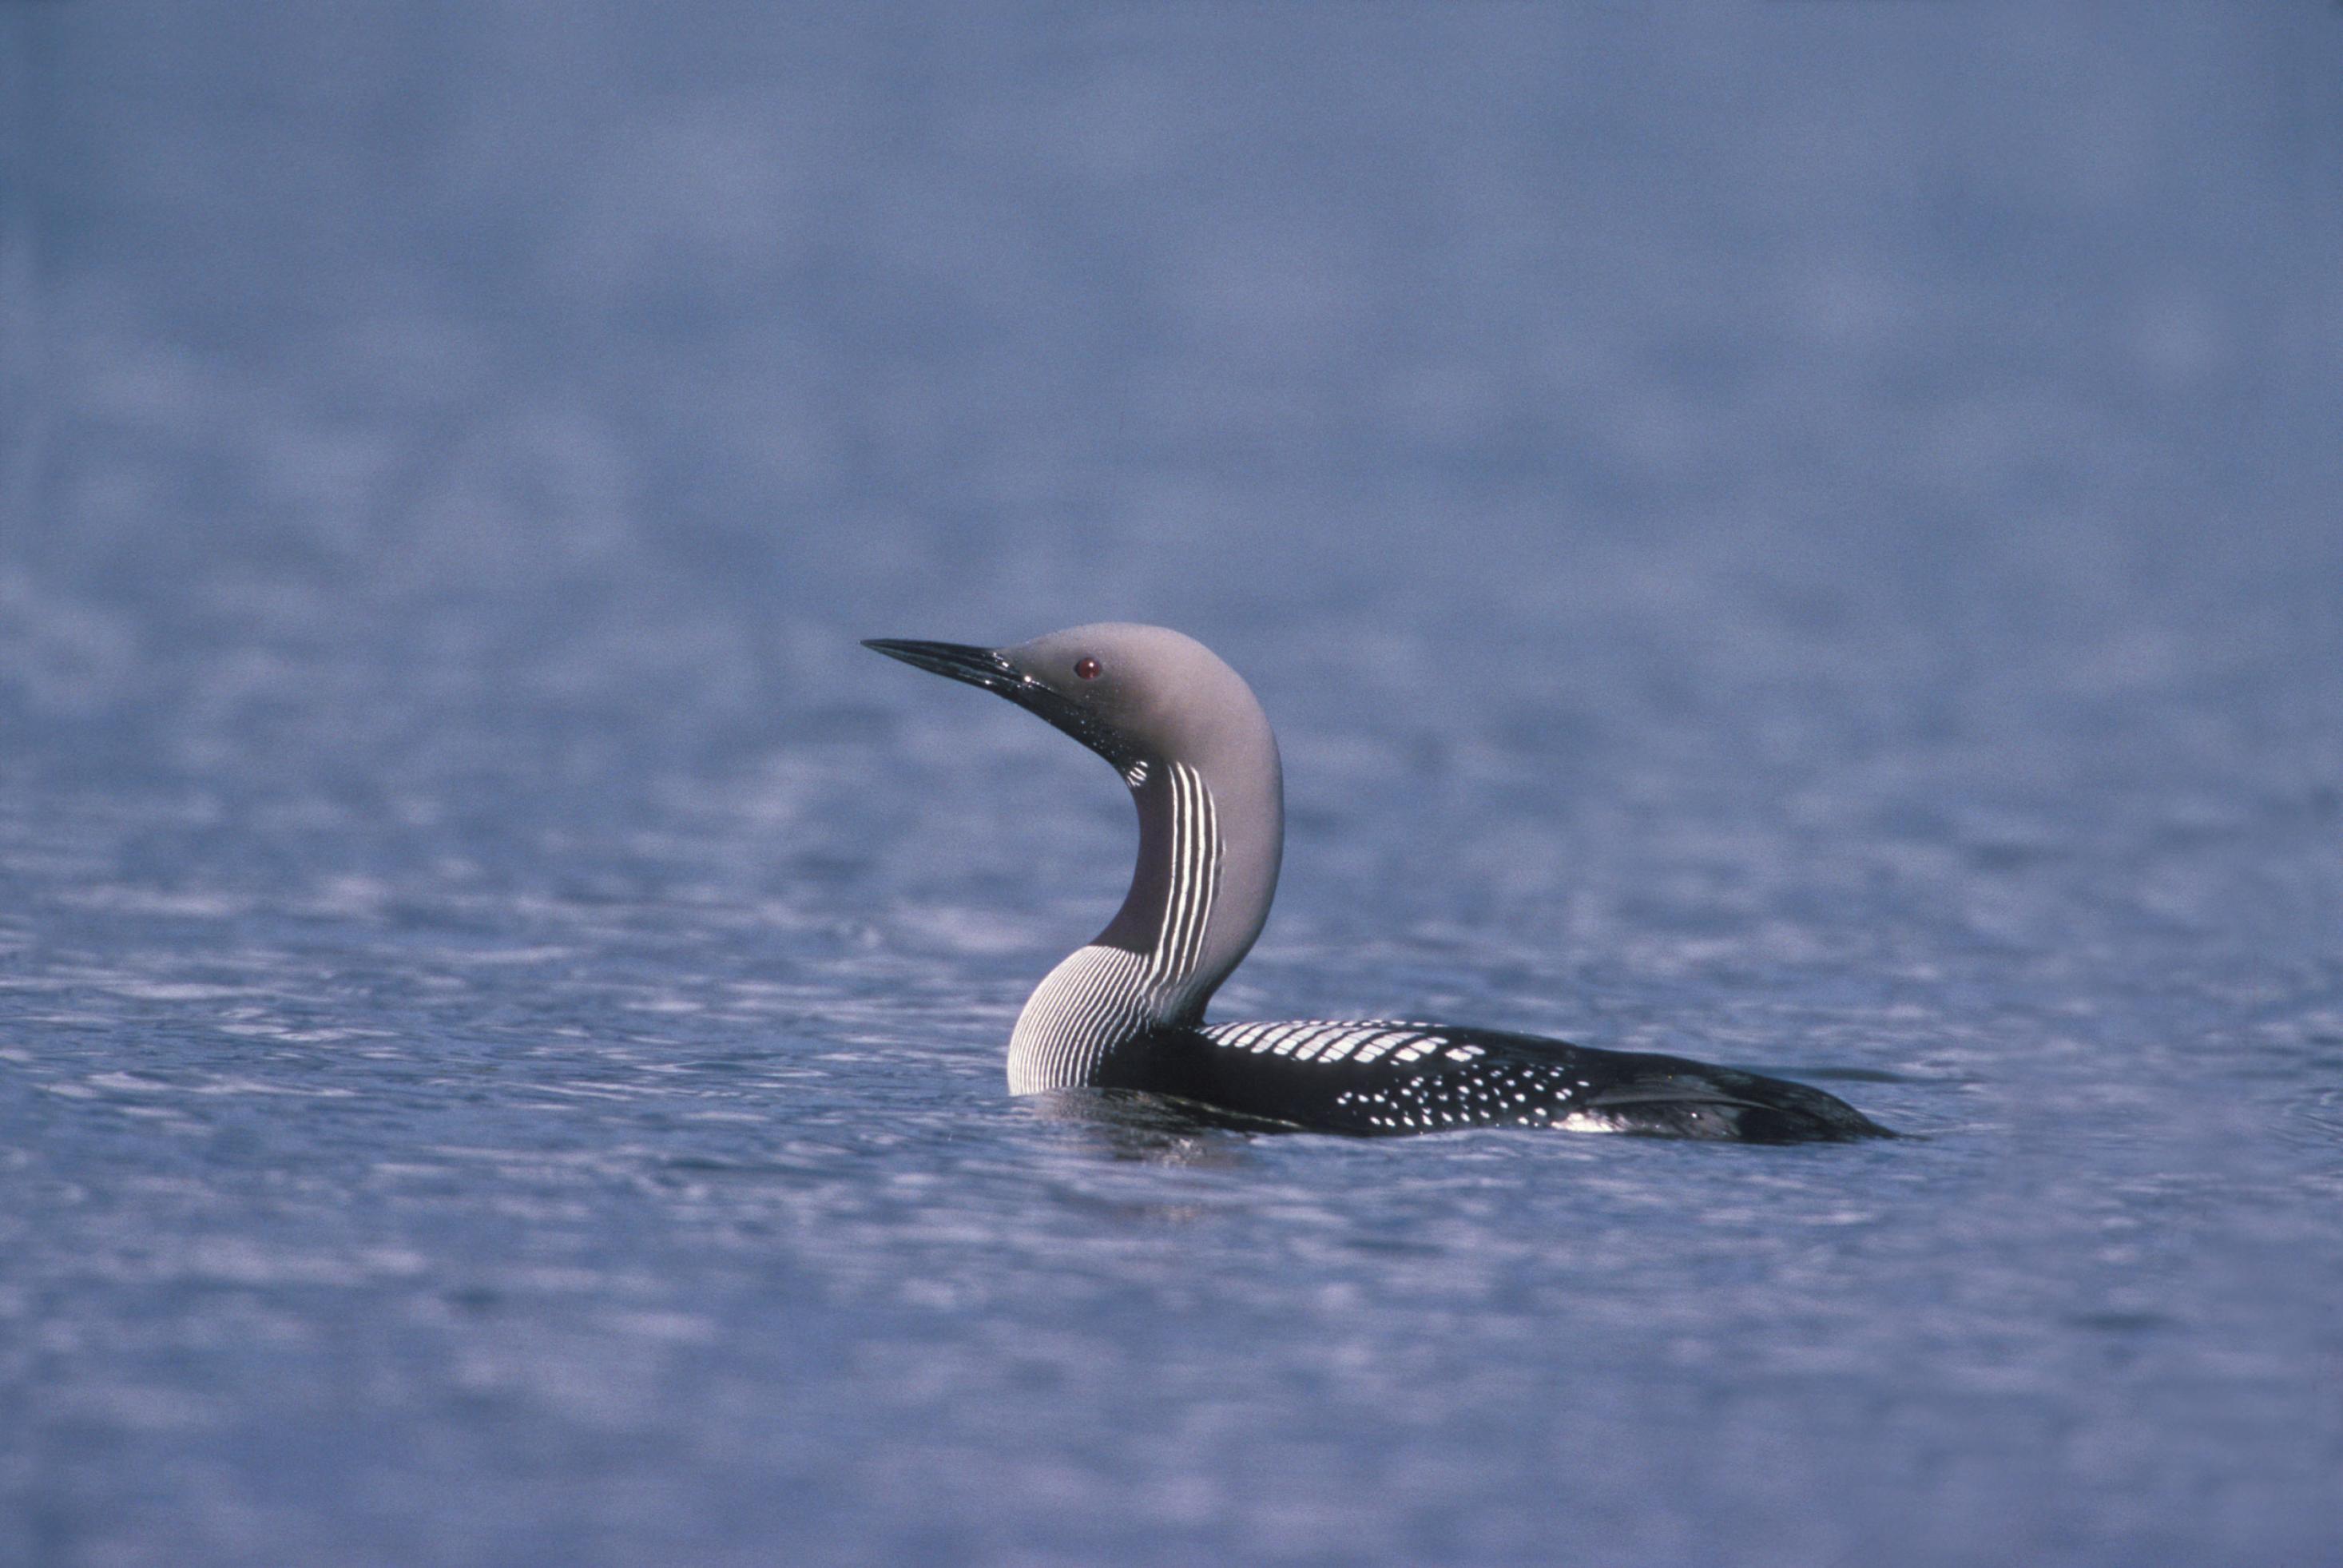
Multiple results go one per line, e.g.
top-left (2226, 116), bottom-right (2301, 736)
top-left (1090, 1019), bottom-right (1892, 1142)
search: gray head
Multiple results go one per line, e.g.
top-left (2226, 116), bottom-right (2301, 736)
top-left (866, 623), bottom-right (1285, 1014)
top-left (864, 623), bottom-right (1277, 789)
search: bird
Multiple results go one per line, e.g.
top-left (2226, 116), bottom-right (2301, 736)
top-left (865, 623), bottom-right (1890, 1143)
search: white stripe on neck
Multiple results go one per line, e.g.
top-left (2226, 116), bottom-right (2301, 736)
top-left (1007, 764), bottom-right (1225, 1091)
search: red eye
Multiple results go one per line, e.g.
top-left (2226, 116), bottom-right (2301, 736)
top-left (1074, 657), bottom-right (1101, 680)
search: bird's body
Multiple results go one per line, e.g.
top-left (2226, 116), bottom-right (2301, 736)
top-left (868, 624), bottom-right (1888, 1143)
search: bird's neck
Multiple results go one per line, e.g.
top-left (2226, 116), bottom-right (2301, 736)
top-left (1008, 752), bottom-right (1281, 1091)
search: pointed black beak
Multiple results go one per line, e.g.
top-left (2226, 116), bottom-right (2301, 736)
top-left (862, 638), bottom-right (1022, 696)
top-left (864, 636), bottom-right (1139, 775)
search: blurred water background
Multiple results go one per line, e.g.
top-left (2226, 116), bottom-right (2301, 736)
top-left (3, 5), bottom-right (2341, 1565)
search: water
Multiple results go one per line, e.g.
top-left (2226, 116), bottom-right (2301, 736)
top-left (4, 6), bottom-right (2341, 1565)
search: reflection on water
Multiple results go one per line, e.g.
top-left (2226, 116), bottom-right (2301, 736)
top-left (1023, 1087), bottom-right (1286, 1165)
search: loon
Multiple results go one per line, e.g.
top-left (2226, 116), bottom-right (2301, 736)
top-left (865, 623), bottom-right (1890, 1143)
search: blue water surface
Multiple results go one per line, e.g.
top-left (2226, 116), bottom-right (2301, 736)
top-left (3, 6), bottom-right (2341, 1565)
